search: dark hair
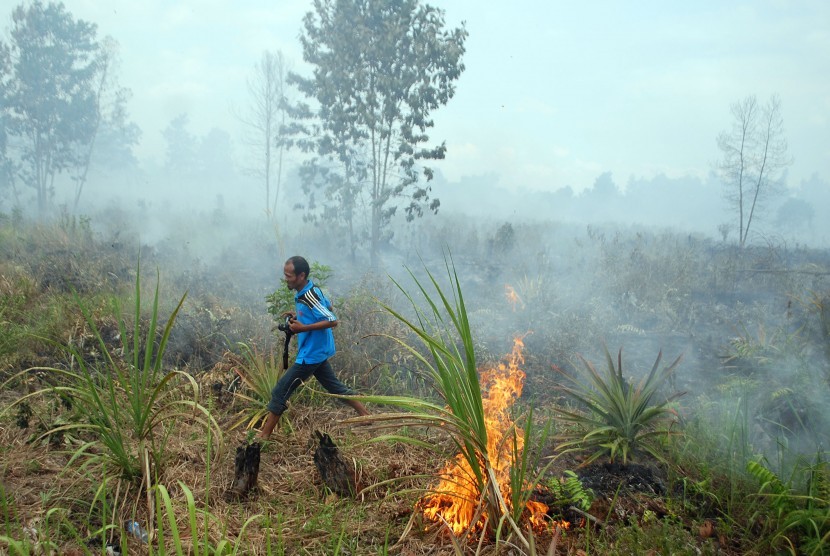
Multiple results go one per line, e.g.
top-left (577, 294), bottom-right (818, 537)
top-left (286, 255), bottom-right (310, 279)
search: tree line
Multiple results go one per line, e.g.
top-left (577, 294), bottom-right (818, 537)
top-left (0, 0), bottom-right (468, 268)
top-left (0, 0), bottom-right (797, 266)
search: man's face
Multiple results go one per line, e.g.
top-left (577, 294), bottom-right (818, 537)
top-left (283, 262), bottom-right (305, 291)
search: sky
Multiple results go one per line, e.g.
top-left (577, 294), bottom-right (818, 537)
top-left (3, 0), bottom-right (828, 193)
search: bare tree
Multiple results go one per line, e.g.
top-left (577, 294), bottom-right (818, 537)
top-left (717, 94), bottom-right (792, 247)
top-left (237, 50), bottom-right (289, 220)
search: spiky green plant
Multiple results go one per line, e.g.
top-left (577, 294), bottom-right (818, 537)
top-left (228, 341), bottom-right (285, 431)
top-left (0, 262), bottom-right (222, 524)
top-left (555, 347), bottom-right (683, 465)
top-left (343, 254), bottom-right (548, 549)
top-left (507, 407), bottom-right (555, 529)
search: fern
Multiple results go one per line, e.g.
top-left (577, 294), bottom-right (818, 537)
top-left (545, 470), bottom-right (594, 511)
top-left (748, 457), bottom-right (830, 555)
top-left (747, 460), bottom-right (787, 496)
top-left (807, 460), bottom-right (830, 507)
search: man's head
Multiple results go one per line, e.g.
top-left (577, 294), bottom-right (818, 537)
top-left (284, 255), bottom-right (310, 291)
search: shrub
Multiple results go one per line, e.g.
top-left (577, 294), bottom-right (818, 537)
top-left (555, 347), bottom-right (683, 465)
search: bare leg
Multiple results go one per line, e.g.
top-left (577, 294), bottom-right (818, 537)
top-left (345, 399), bottom-right (369, 416)
top-left (257, 411), bottom-right (281, 440)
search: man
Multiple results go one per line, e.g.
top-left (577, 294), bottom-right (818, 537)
top-left (257, 256), bottom-right (369, 440)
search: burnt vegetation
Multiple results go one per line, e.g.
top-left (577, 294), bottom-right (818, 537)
top-left (0, 212), bottom-right (828, 555)
top-left (0, 1), bottom-right (828, 553)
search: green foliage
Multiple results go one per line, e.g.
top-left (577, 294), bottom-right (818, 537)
top-left (371, 255), bottom-right (490, 497)
top-left (555, 347), bottom-right (684, 465)
top-left (747, 457), bottom-right (830, 555)
top-left (333, 275), bottom-right (426, 397)
top-left (228, 341), bottom-right (285, 431)
top-left (0, 222), bottom-right (135, 372)
top-left (544, 470), bottom-right (594, 512)
top-left (666, 388), bottom-right (765, 532)
top-left (506, 409), bottom-right (556, 531)
top-left (154, 482), bottom-right (266, 555)
top-left (1, 262), bottom-right (221, 483)
top-left (0, 288), bottom-right (23, 362)
top-left (349, 254), bottom-right (543, 549)
top-left (2, 1), bottom-right (101, 215)
top-left (265, 261), bottom-right (332, 321)
top-left (721, 322), bottom-right (804, 371)
top-left (595, 516), bottom-right (719, 555)
top-left (288, 0), bottom-right (467, 266)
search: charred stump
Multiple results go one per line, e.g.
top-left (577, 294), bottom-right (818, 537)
top-left (313, 430), bottom-right (359, 497)
top-left (226, 442), bottom-right (261, 500)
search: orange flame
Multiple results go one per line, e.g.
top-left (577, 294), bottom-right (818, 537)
top-left (418, 336), bottom-right (549, 535)
top-left (504, 284), bottom-right (524, 311)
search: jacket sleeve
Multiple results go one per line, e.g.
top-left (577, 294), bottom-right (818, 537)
top-left (305, 287), bottom-right (337, 322)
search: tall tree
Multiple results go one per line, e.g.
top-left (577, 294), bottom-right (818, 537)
top-left (162, 113), bottom-right (198, 177)
top-left (716, 94), bottom-right (792, 247)
top-left (238, 50), bottom-right (290, 220)
top-left (89, 97), bottom-right (141, 175)
top-left (289, 0), bottom-right (467, 267)
top-left (2, 1), bottom-right (101, 217)
top-left (197, 127), bottom-right (236, 185)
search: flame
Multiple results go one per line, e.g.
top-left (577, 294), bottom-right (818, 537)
top-left (504, 284), bottom-right (524, 311)
top-left (418, 337), bottom-right (549, 535)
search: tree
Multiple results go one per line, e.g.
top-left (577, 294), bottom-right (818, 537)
top-left (775, 197), bottom-right (814, 235)
top-left (2, 1), bottom-right (101, 217)
top-left (238, 50), bottom-right (290, 220)
top-left (89, 100), bottom-right (141, 175)
top-left (162, 113), bottom-right (198, 176)
top-left (197, 127), bottom-right (236, 185)
top-left (716, 95), bottom-right (792, 247)
top-left (289, 0), bottom-right (467, 267)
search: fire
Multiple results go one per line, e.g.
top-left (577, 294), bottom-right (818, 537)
top-left (504, 284), bottom-right (524, 311)
top-left (418, 337), bottom-right (549, 535)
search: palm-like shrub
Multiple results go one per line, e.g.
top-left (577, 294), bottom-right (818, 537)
top-left (2, 264), bottom-right (221, 484)
top-left (228, 341), bottom-right (285, 431)
top-left (555, 347), bottom-right (683, 465)
top-left (349, 255), bottom-right (548, 549)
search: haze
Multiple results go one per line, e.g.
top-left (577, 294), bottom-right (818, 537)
top-left (1, 0), bottom-right (824, 238)
top-left (2, 2), bottom-right (830, 537)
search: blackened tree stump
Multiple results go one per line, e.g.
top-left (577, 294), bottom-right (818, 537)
top-left (226, 442), bottom-right (261, 500)
top-left (313, 430), bottom-right (359, 497)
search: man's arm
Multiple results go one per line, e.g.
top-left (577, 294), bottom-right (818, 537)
top-left (293, 286), bottom-right (337, 333)
top-left (289, 318), bottom-right (337, 333)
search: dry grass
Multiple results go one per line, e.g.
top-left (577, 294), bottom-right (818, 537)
top-left (0, 387), bottom-right (457, 554)
top-left (3, 219), bottom-right (830, 554)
